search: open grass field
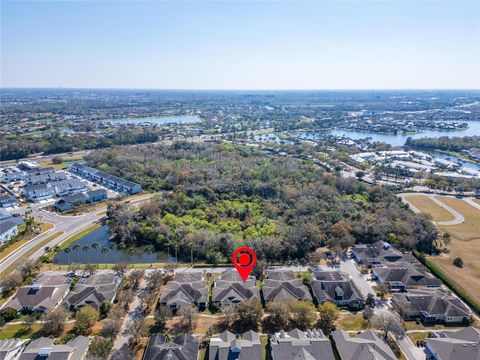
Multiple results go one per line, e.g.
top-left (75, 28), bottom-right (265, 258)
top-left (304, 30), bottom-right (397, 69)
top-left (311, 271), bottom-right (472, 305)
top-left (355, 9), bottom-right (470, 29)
top-left (425, 196), bottom-right (480, 310)
top-left (403, 195), bottom-right (454, 222)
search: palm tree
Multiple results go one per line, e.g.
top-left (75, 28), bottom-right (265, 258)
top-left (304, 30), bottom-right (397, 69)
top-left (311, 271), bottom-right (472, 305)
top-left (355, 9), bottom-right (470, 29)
top-left (92, 242), bottom-right (100, 264)
top-left (101, 247), bottom-right (109, 268)
top-left (63, 247), bottom-right (71, 264)
top-left (72, 244), bottom-right (80, 262)
top-left (82, 244), bottom-right (90, 263)
top-left (145, 245), bottom-right (155, 267)
top-left (109, 243), bottom-right (118, 263)
top-left (53, 246), bottom-right (61, 266)
top-left (127, 247), bottom-right (136, 268)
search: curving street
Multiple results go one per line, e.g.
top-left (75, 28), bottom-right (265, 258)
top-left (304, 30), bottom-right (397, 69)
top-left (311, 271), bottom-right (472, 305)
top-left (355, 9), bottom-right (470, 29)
top-left (0, 193), bottom-right (154, 275)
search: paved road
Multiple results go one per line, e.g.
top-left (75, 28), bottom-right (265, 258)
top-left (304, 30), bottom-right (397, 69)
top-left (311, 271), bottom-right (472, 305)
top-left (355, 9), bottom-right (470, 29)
top-left (0, 194), bottom-right (154, 275)
top-left (398, 193), bottom-right (465, 225)
top-left (395, 334), bottom-right (426, 360)
top-left (464, 197), bottom-right (480, 211)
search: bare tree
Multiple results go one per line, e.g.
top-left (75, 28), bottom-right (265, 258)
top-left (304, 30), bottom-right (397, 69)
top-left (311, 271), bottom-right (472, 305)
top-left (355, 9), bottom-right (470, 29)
top-left (123, 318), bottom-right (149, 344)
top-left (176, 305), bottom-right (199, 333)
top-left (370, 312), bottom-right (406, 340)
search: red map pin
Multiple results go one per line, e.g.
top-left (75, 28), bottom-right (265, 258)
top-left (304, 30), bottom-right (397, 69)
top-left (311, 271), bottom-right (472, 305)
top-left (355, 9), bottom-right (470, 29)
top-left (232, 247), bottom-right (257, 282)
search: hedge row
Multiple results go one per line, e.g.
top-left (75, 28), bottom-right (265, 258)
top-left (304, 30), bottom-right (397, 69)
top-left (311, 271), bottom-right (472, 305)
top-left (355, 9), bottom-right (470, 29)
top-left (418, 253), bottom-right (480, 315)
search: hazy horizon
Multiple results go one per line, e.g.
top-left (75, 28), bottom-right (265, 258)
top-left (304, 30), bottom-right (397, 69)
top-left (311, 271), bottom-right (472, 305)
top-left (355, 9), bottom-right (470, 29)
top-left (2, 1), bottom-right (479, 90)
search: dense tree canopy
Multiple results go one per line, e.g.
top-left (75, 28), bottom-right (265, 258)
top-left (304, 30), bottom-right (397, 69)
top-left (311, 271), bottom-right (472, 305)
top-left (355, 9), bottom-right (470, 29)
top-left (92, 142), bottom-right (437, 263)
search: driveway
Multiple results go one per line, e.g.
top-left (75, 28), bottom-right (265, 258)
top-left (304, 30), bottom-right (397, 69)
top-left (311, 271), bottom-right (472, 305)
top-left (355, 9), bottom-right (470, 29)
top-left (319, 259), bottom-right (375, 299)
top-left (395, 334), bottom-right (426, 360)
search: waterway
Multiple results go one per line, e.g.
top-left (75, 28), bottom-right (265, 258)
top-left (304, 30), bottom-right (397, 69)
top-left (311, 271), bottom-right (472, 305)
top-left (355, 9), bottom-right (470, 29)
top-left (102, 115), bottom-right (201, 126)
top-left (54, 225), bottom-right (175, 264)
top-left (328, 120), bottom-right (480, 147)
top-left (294, 121), bottom-right (480, 147)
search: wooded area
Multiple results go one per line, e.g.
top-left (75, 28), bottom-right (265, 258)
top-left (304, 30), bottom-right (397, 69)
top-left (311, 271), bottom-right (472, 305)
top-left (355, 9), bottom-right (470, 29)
top-left (86, 142), bottom-right (437, 263)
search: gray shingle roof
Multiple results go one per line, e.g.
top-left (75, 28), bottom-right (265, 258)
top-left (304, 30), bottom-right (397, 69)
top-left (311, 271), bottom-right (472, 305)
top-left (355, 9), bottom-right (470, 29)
top-left (212, 270), bottom-right (260, 305)
top-left (373, 265), bottom-right (441, 288)
top-left (209, 330), bottom-right (262, 360)
top-left (143, 334), bottom-right (199, 360)
top-left (159, 277), bottom-right (208, 307)
top-left (332, 330), bottom-right (397, 360)
top-left (392, 290), bottom-right (471, 318)
top-left (19, 336), bottom-right (89, 360)
top-left (63, 272), bottom-right (120, 310)
top-left (271, 329), bottom-right (335, 360)
top-left (263, 272), bottom-right (311, 302)
top-left (426, 327), bottom-right (480, 360)
top-left (3, 283), bottom-right (69, 312)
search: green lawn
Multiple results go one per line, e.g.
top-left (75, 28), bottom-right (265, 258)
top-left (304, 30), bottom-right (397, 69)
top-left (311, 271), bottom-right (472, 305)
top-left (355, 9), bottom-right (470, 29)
top-left (408, 332), bottom-right (431, 345)
top-left (0, 323), bottom-right (42, 339)
top-left (336, 313), bottom-right (368, 331)
top-left (59, 223), bottom-right (101, 250)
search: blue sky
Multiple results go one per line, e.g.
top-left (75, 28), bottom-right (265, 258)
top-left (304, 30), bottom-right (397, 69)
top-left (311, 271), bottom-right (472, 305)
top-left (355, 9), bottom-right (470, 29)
top-left (1, 1), bottom-right (479, 89)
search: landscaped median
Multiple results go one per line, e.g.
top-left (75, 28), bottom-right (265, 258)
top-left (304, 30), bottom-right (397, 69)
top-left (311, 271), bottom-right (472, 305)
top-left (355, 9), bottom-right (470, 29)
top-left (0, 231), bottom-right (64, 277)
top-left (0, 222), bottom-right (54, 262)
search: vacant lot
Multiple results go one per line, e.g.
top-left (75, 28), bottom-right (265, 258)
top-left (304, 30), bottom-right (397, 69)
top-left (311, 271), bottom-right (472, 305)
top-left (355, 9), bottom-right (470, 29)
top-left (427, 196), bottom-right (480, 308)
top-left (436, 197), bottom-right (480, 241)
top-left (403, 195), bottom-right (454, 222)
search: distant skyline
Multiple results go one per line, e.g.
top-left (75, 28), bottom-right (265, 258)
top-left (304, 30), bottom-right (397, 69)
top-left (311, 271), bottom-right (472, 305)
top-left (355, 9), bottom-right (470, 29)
top-left (1, 1), bottom-right (479, 90)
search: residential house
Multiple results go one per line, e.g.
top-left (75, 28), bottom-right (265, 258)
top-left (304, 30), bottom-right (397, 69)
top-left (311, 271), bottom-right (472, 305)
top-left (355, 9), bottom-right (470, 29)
top-left (425, 327), bottom-right (480, 360)
top-left (0, 195), bottom-right (17, 208)
top-left (19, 336), bottom-right (90, 360)
top-left (85, 189), bottom-right (108, 203)
top-left (311, 271), bottom-right (364, 309)
top-left (159, 273), bottom-right (208, 311)
top-left (0, 339), bottom-right (27, 360)
top-left (332, 330), bottom-right (396, 360)
top-left (270, 328), bottom-right (335, 360)
top-left (22, 184), bottom-right (55, 202)
top-left (25, 167), bottom-right (54, 176)
top-left (70, 163), bottom-right (141, 194)
top-left (352, 241), bottom-right (416, 266)
top-left (2, 170), bottom-right (26, 182)
top-left (392, 290), bottom-right (471, 324)
top-left (143, 334), bottom-right (198, 360)
top-left (0, 221), bottom-right (17, 244)
top-left (209, 330), bottom-right (262, 360)
top-left (2, 274), bottom-right (70, 313)
top-left (372, 264), bottom-right (441, 292)
top-left (0, 209), bottom-right (24, 226)
top-left (24, 172), bottom-right (66, 185)
top-left (212, 269), bottom-right (260, 307)
top-left (63, 271), bottom-right (121, 311)
top-left (262, 271), bottom-right (312, 303)
top-left (49, 179), bottom-right (87, 196)
top-left (54, 193), bottom-right (87, 212)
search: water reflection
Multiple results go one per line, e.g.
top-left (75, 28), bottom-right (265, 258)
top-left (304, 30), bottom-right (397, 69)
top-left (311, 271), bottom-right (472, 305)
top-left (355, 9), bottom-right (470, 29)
top-left (55, 225), bottom-right (175, 264)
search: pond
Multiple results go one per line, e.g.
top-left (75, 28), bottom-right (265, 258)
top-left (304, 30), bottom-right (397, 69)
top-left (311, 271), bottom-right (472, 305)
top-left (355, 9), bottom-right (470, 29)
top-left (55, 225), bottom-right (176, 264)
top-left (102, 115), bottom-right (201, 126)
